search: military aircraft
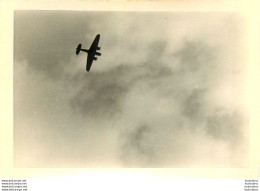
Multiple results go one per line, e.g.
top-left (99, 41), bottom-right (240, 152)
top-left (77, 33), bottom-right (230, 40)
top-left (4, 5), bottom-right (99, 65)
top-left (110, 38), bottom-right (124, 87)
top-left (76, 34), bottom-right (101, 72)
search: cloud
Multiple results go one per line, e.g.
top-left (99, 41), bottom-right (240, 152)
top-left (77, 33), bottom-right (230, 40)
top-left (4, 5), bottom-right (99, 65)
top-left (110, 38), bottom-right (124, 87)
top-left (69, 65), bottom-right (134, 118)
top-left (205, 108), bottom-right (247, 143)
top-left (119, 125), bottom-right (154, 167)
top-left (14, 11), bottom-right (248, 167)
top-left (114, 38), bottom-right (247, 167)
top-left (14, 11), bottom-right (103, 79)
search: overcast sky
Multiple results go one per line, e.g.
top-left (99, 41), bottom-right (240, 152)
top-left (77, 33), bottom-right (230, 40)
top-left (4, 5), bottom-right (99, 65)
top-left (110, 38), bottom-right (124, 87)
top-left (14, 11), bottom-right (248, 167)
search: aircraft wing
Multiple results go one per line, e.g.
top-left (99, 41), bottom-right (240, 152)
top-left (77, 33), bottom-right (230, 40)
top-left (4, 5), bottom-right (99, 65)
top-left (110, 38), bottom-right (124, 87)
top-left (86, 54), bottom-right (94, 72)
top-left (89, 34), bottom-right (100, 52)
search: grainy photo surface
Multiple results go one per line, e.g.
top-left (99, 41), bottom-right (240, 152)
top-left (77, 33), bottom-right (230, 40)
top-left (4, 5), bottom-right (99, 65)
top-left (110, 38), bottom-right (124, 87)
top-left (14, 11), bottom-right (248, 167)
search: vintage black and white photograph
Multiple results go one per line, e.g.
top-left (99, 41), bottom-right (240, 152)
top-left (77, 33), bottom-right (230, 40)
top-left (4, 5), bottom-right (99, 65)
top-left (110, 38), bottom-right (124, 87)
top-left (14, 11), bottom-right (249, 168)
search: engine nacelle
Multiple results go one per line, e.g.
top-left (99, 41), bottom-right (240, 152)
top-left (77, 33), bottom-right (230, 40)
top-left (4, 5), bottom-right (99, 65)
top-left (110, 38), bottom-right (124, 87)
top-left (93, 57), bottom-right (97, 60)
top-left (97, 47), bottom-right (101, 50)
top-left (95, 52), bottom-right (101, 56)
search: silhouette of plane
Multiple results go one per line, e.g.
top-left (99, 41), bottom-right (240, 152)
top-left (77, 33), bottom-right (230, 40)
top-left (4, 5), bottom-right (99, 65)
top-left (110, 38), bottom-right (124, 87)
top-left (76, 34), bottom-right (101, 72)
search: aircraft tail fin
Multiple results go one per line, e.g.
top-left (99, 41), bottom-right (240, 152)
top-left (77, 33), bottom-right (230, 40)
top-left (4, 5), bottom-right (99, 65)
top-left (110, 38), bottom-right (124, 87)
top-left (76, 44), bottom-right (82, 55)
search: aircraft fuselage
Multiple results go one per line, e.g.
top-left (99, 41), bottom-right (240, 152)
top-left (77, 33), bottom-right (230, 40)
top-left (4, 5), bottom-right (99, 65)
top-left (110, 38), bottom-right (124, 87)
top-left (76, 34), bottom-right (101, 71)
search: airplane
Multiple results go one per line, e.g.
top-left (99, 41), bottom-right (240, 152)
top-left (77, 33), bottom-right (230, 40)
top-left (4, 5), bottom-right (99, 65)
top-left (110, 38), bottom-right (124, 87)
top-left (76, 34), bottom-right (101, 72)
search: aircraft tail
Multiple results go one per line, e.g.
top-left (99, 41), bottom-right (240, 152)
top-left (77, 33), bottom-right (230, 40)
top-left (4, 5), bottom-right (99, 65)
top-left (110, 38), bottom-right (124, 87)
top-left (76, 44), bottom-right (82, 55)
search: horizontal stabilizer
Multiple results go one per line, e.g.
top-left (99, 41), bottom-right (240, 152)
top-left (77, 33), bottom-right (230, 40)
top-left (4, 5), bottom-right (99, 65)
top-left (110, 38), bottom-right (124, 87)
top-left (97, 47), bottom-right (101, 50)
top-left (76, 44), bottom-right (82, 55)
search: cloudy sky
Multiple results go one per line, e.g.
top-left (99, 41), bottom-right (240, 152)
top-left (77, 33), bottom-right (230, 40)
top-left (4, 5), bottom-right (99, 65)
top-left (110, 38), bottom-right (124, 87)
top-left (14, 11), bottom-right (248, 167)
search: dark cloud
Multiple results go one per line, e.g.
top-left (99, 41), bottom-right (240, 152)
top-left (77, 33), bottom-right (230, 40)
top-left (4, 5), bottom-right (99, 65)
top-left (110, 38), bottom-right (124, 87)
top-left (174, 41), bottom-right (215, 72)
top-left (206, 108), bottom-right (246, 143)
top-left (119, 125), bottom-right (155, 167)
top-left (146, 40), bottom-right (168, 61)
top-left (181, 88), bottom-right (207, 120)
top-left (70, 65), bottom-right (134, 118)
